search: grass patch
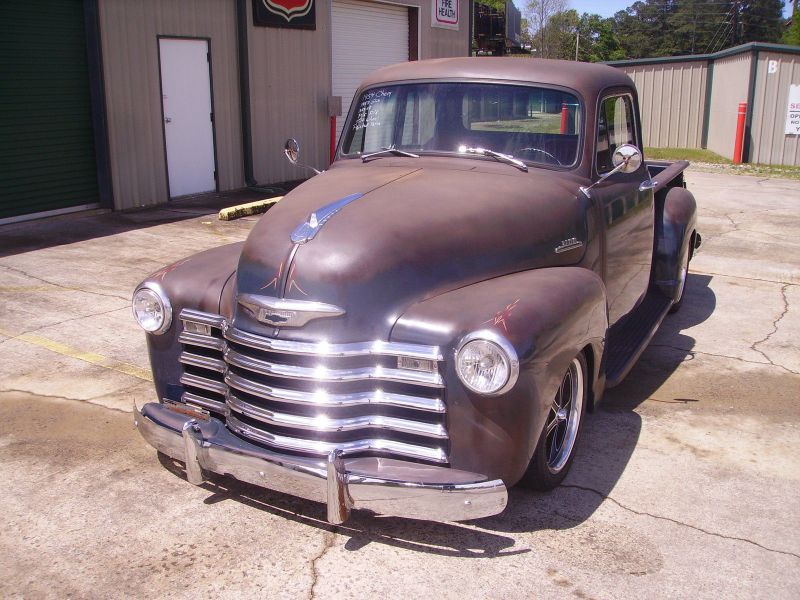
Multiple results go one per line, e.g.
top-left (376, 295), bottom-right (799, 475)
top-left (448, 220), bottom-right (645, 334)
top-left (645, 147), bottom-right (800, 180)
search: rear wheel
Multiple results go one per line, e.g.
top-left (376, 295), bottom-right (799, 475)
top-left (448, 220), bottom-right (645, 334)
top-left (519, 352), bottom-right (588, 491)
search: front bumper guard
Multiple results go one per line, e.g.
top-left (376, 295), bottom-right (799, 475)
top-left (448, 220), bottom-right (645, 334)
top-left (134, 402), bottom-right (507, 524)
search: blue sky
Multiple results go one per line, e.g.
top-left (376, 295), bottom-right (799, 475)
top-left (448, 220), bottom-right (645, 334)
top-left (511, 1), bottom-right (793, 19)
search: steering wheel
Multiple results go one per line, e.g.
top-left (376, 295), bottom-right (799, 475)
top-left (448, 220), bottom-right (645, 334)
top-left (515, 147), bottom-right (563, 166)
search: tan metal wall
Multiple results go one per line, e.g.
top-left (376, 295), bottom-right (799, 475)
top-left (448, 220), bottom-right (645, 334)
top-left (248, 0), bottom-right (470, 181)
top-left (621, 61), bottom-right (708, 149)
top-left (99, 0), bottom-right (244, 210)
top-left (705, 52), bottom-right (752, 160)
top-left (751, 52), bottom-right (800, 166)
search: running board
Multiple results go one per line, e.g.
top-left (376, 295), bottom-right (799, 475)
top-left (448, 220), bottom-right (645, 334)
top-left (604, 292), bottom-right (673, 388)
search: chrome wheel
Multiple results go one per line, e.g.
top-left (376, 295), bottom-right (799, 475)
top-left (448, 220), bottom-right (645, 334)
top-left (544, 357), bottom-right (584, 474)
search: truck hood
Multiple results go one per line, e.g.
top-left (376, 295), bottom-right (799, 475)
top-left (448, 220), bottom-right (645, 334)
top-left (235, 159), bottom-right (589, 342)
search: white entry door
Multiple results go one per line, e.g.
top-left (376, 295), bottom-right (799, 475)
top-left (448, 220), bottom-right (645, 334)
top-left (332, 0), bottom-right (409, 143)
top-left (159, 38), bottom-right (216, 198)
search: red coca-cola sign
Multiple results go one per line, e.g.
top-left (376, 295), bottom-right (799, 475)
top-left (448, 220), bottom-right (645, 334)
top-left (253, 0), bottom-right (315, 29)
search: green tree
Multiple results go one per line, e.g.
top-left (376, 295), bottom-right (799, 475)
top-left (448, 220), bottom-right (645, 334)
top-left (784, 1), bottom-right (800, 46)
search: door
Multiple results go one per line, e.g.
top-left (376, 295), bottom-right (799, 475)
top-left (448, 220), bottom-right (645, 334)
top-left (331, 0), bottom-right (409, 143)
top-left (593, 93), bottom-right (654, 325)
top-left (158, 38), bottom-right (216, 198)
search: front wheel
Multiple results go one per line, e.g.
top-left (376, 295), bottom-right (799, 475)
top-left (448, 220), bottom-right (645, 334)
top-left (518, 352), bottom-right (588, 491)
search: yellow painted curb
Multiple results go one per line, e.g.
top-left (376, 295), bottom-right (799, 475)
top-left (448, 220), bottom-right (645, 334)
top-left (218, 197), bottom-right (282, 221)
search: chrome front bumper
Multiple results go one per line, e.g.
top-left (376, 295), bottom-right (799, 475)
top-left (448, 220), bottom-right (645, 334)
top-left (134, 402), bottom-right (507, 524)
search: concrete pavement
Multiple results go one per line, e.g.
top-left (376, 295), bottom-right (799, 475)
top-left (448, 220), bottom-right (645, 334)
top-left (0, 171), bottom-right (798, 599)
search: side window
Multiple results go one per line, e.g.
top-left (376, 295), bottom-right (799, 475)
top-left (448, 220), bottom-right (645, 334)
top-left (596, 95), bottom-right (635, 173)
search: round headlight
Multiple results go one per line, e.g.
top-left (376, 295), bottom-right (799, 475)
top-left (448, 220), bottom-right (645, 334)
top-left (132, 284), bottom-right (172, 334)
top-left (455, 331), bottom-right (519, 396)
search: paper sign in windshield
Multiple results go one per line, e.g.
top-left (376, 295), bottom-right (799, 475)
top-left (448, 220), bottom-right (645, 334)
top-left (353, 89), bottom-right (393, 130)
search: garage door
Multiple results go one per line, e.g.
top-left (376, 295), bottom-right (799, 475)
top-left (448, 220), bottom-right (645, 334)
top-left (0, 1), bottom-right (100, 220)
top-left (331, 0), bottom-right (409, 144)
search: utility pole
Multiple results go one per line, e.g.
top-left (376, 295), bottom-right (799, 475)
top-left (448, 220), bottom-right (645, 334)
top-left (575, 30), bottom-right (579, 61)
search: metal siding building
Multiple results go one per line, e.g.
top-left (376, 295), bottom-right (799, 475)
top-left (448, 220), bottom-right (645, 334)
top-left (610, 43), bottom-right (800, 167)
top-left (4, 0), bottom-right (470, 219)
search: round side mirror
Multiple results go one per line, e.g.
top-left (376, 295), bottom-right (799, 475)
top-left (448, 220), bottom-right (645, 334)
top-left (284, 138), bottom-right (300, 165)
top-left (611, 143), bottom-right (643, 174)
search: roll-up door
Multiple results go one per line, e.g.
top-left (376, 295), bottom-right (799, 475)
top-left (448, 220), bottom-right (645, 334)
top-left (331, 0), bottom-right (409, 143)
top-left (0, 1), bottom-right (99, 220)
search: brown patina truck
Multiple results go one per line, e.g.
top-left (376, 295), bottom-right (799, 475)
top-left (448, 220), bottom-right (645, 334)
top-left (132, 58), bottom-right (699, 524)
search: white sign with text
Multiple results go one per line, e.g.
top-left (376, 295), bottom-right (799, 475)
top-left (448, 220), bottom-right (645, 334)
top-left (431, 0), bottom-right (459, 30)
top-left (786, 85), bottom-right (800, 135)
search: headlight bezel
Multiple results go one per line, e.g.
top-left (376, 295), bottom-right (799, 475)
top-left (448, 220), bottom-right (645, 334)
top-left (454, 329), bottom-right (520, 396)
top-left (132, 281), bottom-right (172, 335)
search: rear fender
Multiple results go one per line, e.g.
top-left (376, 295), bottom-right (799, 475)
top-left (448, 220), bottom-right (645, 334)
top-left (390, 267), bottom-right (607, 486)
top-left (652, 186), bottom-right (697, 300)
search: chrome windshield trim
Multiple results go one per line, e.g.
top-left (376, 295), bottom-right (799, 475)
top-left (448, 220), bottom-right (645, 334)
top-left (179, 331), bottom-right (226, 351)
top-left (180, 373), bottom-right (227, 396)
top-left (182, 391), bottom-right (227, 414)
top-left (179, 351), bottom-right (226, 373)
top-left (227, 394), bottom-right (447, 439)
top-left (225, 372), bottom-right (445, 413)
top-left (225, 326), bottom-right (442, 361)
top-left (225, 348), bottom-right (444, 388)
top-left (227, 415), bottom-right (448, 463)
top-left (180, 309), bottom-right (226, 329)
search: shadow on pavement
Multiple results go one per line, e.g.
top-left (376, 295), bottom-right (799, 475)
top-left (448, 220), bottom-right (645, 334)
top-left (0, 185), bottom-right (299, 259)
top-left (156, 273), bottom-right (716, 558)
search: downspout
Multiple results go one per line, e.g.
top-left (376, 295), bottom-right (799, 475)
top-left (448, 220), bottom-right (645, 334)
top-left (700, 59), bottom-right (714, 149)
top-left (743, 47), bottom-right (759, 164)
top-left (237, 0), bottom-right (256, 187)
top-left (83, 0), bottom-right (114, 208)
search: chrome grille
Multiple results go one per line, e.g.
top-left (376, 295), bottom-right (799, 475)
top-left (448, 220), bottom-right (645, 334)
top-left (178, 308), bottom-right (448, 464)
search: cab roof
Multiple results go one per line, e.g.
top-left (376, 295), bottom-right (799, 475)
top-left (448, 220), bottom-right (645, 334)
top-left (360, 57), bottom-right (635, 99)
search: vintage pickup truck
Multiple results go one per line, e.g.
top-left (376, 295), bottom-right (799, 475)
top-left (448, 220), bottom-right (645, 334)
top-left (132, 58), bottom-right (699, 524)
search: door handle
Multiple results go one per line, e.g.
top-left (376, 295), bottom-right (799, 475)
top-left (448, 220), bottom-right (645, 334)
top-left (164, 117), bottom-right (172, 123)
top-left (639, 179), bottom-right (657, 191)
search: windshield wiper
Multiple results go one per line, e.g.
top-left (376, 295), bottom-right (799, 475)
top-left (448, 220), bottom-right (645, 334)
top-left (458, 146), bottom-right (528, 172)
top-left (361, 146), bottom-right (420, 162)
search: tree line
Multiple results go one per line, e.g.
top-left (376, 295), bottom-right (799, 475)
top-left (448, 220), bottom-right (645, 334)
top-left (519, 0), bottom-right (794, 62)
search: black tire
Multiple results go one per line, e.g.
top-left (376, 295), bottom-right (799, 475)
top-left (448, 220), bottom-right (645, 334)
top-left (518, 352), bottom-right (588, 491)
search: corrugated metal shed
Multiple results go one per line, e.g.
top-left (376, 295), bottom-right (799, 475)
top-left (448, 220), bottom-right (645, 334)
top-left (751, 51), bottom-right (800, 166)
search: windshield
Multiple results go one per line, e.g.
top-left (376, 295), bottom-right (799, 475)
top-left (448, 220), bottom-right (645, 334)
top-left (340, 82), bottom-right (582, 168)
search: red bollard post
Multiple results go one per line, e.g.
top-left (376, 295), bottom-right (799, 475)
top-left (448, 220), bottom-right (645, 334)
top-left (329, 116), bottom-right (336, 166)
top-left (560, 103), bottom-right (568, 135)
top-left (733, 102), bottom-right (747, 165)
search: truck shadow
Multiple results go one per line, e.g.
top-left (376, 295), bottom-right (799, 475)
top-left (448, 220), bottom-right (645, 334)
top-left (158, 273), bottom-right (716, 558)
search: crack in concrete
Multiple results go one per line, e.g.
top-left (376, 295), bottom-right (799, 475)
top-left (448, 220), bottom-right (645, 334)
top-left (561, 484), bottom-right (800, 560)
top-left (646, 343), bottom-right (799, 374)
top-left (0, 263), bottom-right (130, 302)
top-left (0, 387), bottom-right (136, 413)
top-left (750, 284), bottom-right (798, 375)
top-left (308, 528), bottom-right (337, 600)
top-left (692, 268), bottom-right (797, 287)
top-left (0, 305), bottom-right (130, 347)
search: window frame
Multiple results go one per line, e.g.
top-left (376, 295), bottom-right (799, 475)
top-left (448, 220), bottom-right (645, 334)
top-left (593, 90), bottom-right (641, 177)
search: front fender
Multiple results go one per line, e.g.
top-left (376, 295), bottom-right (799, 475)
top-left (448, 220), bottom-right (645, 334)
top-left (652, 186), bottom-right (697, 300)
top-left (390, 267), bottom-right (607, 486)
top-left (135, 243), bottom-right (243, 401)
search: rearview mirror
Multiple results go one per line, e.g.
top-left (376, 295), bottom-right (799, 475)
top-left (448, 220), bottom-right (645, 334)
top-left (283, 138), bottom-right (321, 175)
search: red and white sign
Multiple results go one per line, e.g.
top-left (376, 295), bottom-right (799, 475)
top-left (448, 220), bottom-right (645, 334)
top-left (431, 0), bottom-right (459, 30)
top-left (786, 85), bottom-right (800, 135)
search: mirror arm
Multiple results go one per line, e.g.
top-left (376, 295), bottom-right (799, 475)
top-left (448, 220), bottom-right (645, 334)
top-left (579, 158), bottom-right (628, 198)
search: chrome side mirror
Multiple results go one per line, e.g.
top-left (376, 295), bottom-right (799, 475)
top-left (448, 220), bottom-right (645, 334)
top-left (580, 143), bottom-right (643, 198)
top-left (611, 143), bottom-right (642, 174)
top-left (283, 138), bottom-right (321, 175)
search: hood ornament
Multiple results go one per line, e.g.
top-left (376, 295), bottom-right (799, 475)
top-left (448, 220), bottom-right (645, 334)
top-left (291, 192), bottom-right (364, 244)
top-left (238, 294), bottom-right (345, 328)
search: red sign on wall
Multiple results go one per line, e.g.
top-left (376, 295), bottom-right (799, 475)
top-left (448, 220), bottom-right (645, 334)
top-left (253, 0), bottom-right (316, 30)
